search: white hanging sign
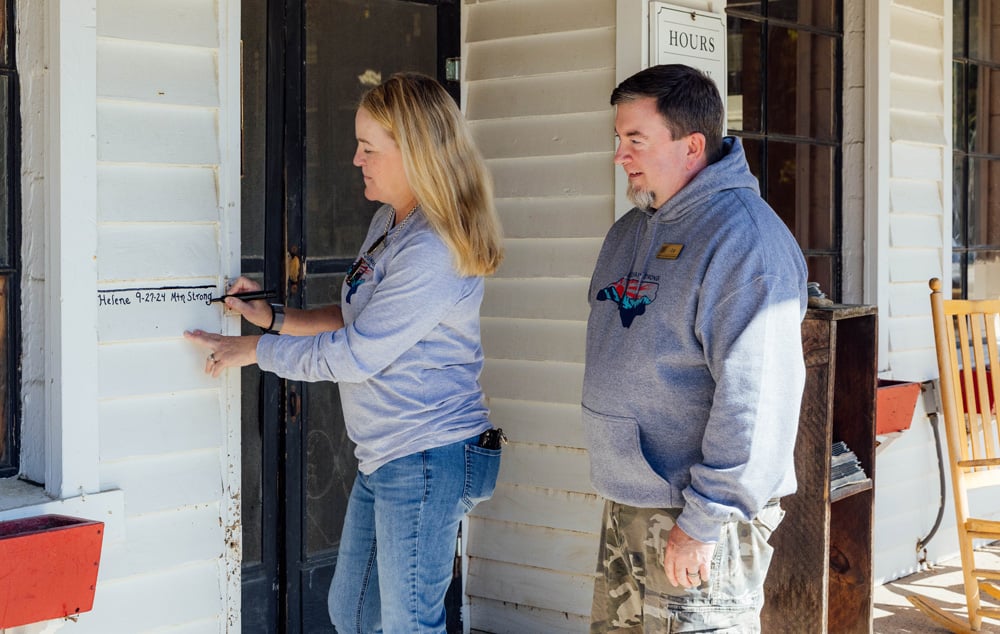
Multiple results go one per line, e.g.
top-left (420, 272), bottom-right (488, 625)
top-left (648, 3), bottom-right (727, 101)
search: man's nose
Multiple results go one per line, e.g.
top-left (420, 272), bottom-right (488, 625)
top-left (614, 144), bottom-right (628, 165)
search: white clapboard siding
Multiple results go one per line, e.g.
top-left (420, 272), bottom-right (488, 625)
top-left (98, 101), bottom-right (221, 165)
top-left (465, 0), bottom-right (614, 629)
top-left (98, 283), bottom-right (222, 342)
top-left (469, 518), bottom-right (598, 575)
top-left (470, 598), bottom-right (591, 634)
top-left (888, 179), bottom-right (943, 215)
top-left (495, 196), bottom-right (614, 239)
top-left (68, 560), bottom-right (223, 634)
top-left (98, 450), bottom-right (224, 516)
top-left (98, 224), bottom-right (219, 281)
top-left (889, 41), bottom-right (943, 82)
top-left (481, 317), bottom-right (586, 363)
top-left (488, 399), bottom-right (587, 449)
top-left (471, 483), bottom-right (604, 534)
top-left (468, 558), bottom-right (595, 616)
top-left (97, 37), bottom-right (220, 107)
top-left (99, 165), bottom-right (219, 223)
top-left (97, 504), bottom-right (226, 580)
top-left (99, 391), bottom-right (222, 461)
top-left (98, 340), bottom-right (221, 399)
top-left (483, 278), bottom-right (591, 320)
top-left (97, 0), bottom-right (220, 48)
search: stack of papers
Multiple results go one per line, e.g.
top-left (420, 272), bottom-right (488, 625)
top-left (831, 440), bottom-right (870, 493)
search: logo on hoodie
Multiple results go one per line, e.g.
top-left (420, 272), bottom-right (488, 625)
top-left (596, 277), bottom-right (659, 328)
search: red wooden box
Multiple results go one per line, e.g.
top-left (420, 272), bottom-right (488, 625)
top-left (876, 379), bottom-right (921, 435)
top-left (0, 514), bottom-right (105, 628)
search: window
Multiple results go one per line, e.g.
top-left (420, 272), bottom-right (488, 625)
top-left (725, 1), bottom-right (843, 300)
top-left (0, 0), bottom-right (18, 478)
top-left (953, 0), bottom-right (1000, 299)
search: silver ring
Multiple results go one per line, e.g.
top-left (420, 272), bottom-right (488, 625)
top-left (686, 571), bottom-right (699, 578)
top-left (209, 353), bottom-right (216, 362)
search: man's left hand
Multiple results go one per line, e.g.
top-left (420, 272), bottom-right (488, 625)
top-left (664, 524), bottom-right (714, 588)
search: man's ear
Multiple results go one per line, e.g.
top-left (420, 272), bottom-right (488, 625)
top-left (686, 132), bottom-right (707, 169)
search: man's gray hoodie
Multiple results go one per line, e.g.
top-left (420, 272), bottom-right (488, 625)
top-left (582, 136), bottom-right (808, 544)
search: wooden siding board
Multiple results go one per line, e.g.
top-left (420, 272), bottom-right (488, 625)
top-left (98, 102), bottom-right (221, 165)
top-left (497, 443), bottom-right (594, 494)
top-left (99, 391), bottom-right (223, 461)
top-left (888, 282), bottom-right (935, 317)
top-left (490, 153), bottom-right (613, 198)
top-left (482, 359), bottom-right (584, 404)
top-left (470, 484), bottom-right (604, 534)
top-left (886, 314), bottom-right (935, 351)
top-left (467, 558), bottom-right (594, 616)
top-left (496, 196), bottom-right (613, 239)
top-left (482, 317), bottom-right (586, 363)
top-left (70, 560), bottom-right (223, 633)
top-left (98, 224), bottom-right (219, 281)
top-left (888, 77), bottom-right (943, 116)
top-left (890, 144), bottom-right (944, 180)
top-left (482, 277), bottom-right (592, 320)
top-left (466, 27), bottom-right (615, 80)
top-left (468, 518), bottom-right (597, 575)
top-left (466, 70), bottom-right (616, 119)
top-left (889, 40), bottom-right (943, 82)
top-left (495, 238), bottom-right (603, 278)
top-left (889, 213), bottom-right (941, 247)
top-left (889, 3), bottom-right (944, 48)
top-left (98, 342), bottom-right (218, 399)
top-left (889, 111), bottom-right (945, 144)
top-left (99, 165), bottom-right (219, 223)
top-left (97, 280), bottom-right (222, 342)
top-left (465, 0), bottom-right (615, 43)
top-left (471, 111), bottom-right (614, 160)
top-left (97, 0), bottom-right (220, 48)
top-left (488, 398), bottom-right (587, 449)
top-left (98, 37), bottom-right (219, 106)
top-left (470, 597), bottom-right (590, 634)
top-left (98, 451), bottom-right (224, 516)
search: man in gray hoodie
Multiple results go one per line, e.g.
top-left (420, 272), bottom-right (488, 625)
top-left (584, 64), bottom-right (808, 632)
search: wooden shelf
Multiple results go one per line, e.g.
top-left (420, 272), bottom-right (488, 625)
top-left (762, 305), bottom-right (876, 634)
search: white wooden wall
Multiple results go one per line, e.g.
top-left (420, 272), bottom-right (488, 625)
top-left (462, 0), bottom-right (616, 631)
top-left (13, 0), bottom-right (243, 631)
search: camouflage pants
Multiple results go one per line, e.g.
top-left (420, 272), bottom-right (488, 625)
top-left (590, 500), bottom-right (784, 633)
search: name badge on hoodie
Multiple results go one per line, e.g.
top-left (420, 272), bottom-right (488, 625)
top-left (657, 243), bottom-right (683, 260)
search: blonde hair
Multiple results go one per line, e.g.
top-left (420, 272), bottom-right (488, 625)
top-left (360, 72), bottom-right (503, 276)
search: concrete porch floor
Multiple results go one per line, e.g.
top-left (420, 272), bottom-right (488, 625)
top-left (874, 543), bottom-right (1000, 633)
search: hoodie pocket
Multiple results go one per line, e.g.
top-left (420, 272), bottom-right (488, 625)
top-left (581, 405), bottom-right (676, 507)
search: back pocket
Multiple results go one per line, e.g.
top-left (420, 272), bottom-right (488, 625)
top-left (462, 444), bottom-right (501, 512)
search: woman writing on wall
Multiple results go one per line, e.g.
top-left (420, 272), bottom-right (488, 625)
top-left (185, 72), bottom-right (505, 633)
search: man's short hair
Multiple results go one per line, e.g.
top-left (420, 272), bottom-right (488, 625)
top-left (610, 64), bottom-right (724, 163)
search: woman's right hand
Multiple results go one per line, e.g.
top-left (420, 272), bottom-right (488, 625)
top-left (224, 276), bottom-right (274, 330)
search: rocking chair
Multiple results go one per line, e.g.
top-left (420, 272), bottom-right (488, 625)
top-left (909, 278), bottom-right (1000, 632)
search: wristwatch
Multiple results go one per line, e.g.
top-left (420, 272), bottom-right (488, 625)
top-left (267, 303), bottom-right (285, 334)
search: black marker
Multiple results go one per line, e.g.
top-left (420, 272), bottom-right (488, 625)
top-left (210, 290), bottom-right (278, 303)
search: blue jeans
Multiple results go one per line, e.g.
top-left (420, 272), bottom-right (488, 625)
top-left (328, 434), bottom-right (501, 633)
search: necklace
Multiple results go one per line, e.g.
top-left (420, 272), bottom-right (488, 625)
top-left (347, 204), bottom-right (420, 285)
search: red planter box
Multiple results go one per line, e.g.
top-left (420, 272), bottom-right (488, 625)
top-left (0, 514), bottom-right (105, 628)
top-left (876, 379), bottom-right (921, 435)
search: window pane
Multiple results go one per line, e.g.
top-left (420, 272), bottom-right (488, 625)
top-left (805, 255), bottom-right (835, 301)
top-left (0, 3), bottom-right (7, 67)
top-left (955, 62), bottom-right (968, 152)
top-left (967, 249), bottom-right (1000, 297)
top-left (968, 0), bottom-right (1000, 63)
top-left (767, 26), bottom-right (837, 141)
top-left (967, 158), bottom-right (1000, 246)
top-left (741, 136), bottom-right (763, 184)
top-left (953, 251), bottom-right (967, 299)
top-left (955, 156), bottom-right (968, 247)
top-left (0, 76), bottom-right (8, 264)
top-left (969, 64), bottom-right (1000, 154)
top-left (726, 1), bottom-right (762, 16)
top-left (768, 0), bottom-right (839, 30)
top-left (766, 141), bottom-right (836, 250)
top-left (241, 0), bottom-right (266, 262)
top-left (726, 18), bottom-right (762, 133)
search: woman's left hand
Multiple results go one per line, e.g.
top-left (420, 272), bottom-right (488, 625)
top-left (184, 329), bottom-right (261, 378)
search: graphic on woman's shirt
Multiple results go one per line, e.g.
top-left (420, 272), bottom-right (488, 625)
top-left (596, 277), bottom-right (659, 328)
top-left (346, 259), bottom-right (373, 304)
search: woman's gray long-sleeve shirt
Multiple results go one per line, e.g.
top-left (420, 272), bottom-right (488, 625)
top-left (256, 205), bottom-right (491, 474)
top-left (583, 137), bottom-right (808, 543)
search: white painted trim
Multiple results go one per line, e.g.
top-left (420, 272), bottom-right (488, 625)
top-left (218, 0), bottom-right (243, 630)
top-left (45, 0), bottom-right (100, 498)
top-left (864, 0), bottom-right (891, 370)
top-left (941, 6), bottom-right (954, 301)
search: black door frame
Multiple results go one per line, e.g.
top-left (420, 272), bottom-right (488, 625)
top-left (242, 1), bottom-right (461, 631)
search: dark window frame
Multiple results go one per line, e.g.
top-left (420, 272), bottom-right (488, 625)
top-left (0, 0), bottom-right (21, 479)
top-left (725, 1), bottom-right (844, 300)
